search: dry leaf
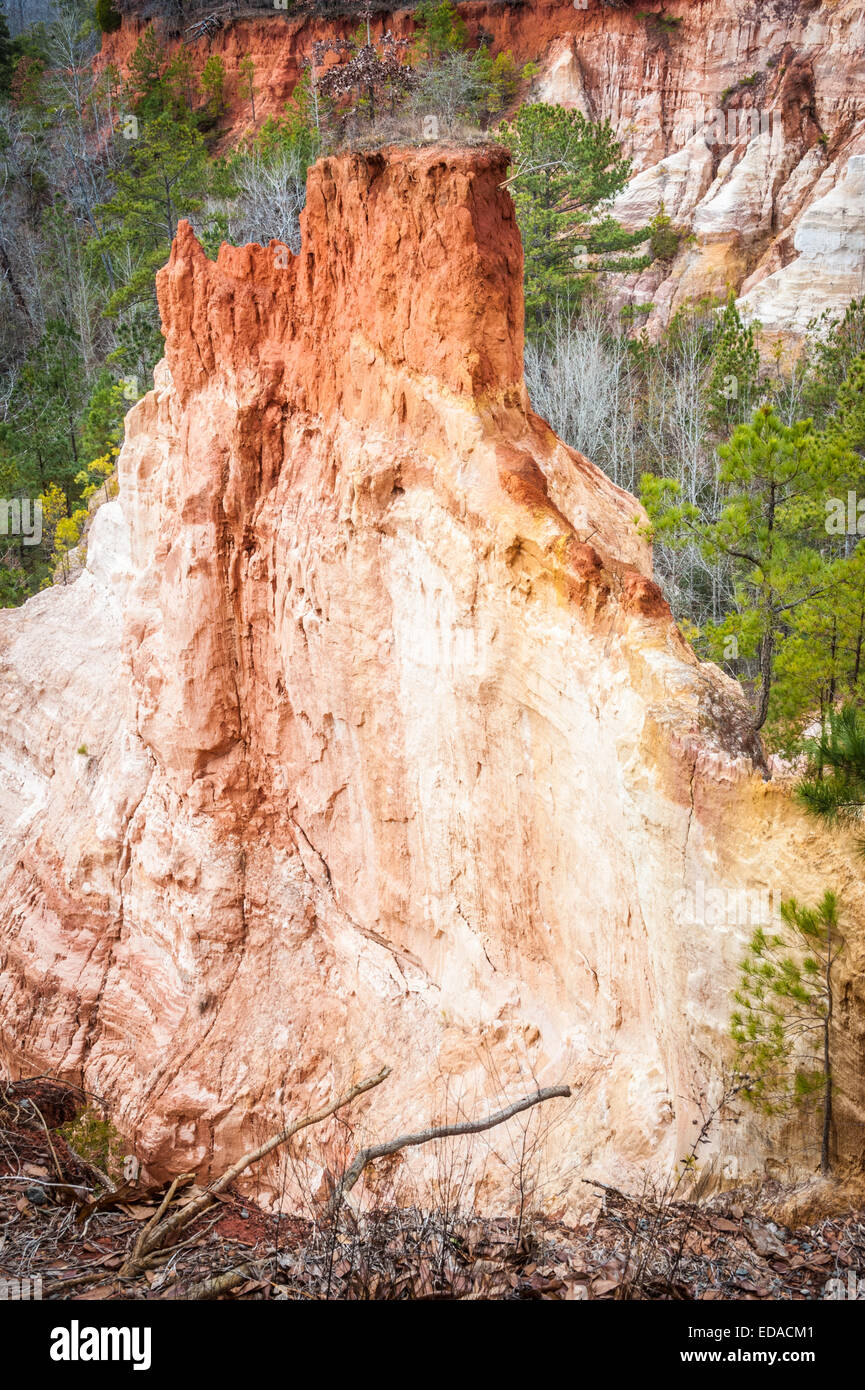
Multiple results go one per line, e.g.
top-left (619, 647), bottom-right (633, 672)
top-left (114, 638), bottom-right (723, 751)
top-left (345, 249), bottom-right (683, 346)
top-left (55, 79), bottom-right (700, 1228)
top-left (22, 1163), bottom-right (50, 1179)
top-left (592, 1278), bottom-right (620, 1296)
top-left (710, 1217), bottom-right (740, 1233)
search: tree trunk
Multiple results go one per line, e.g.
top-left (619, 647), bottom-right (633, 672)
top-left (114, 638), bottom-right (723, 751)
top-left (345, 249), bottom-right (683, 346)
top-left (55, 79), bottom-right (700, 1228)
top-left (754, 621), bottom-right (774, 730)
top-left (828, 617), bottom-right (837, 708)
top-left (822, 924), bottom-right (833, 1175)
top-left (852, 602), bottom-right (864, 687)
top-left (0, 240), bottom-right (33, 327)
top-left (754, 487), bottom-right (777, 732)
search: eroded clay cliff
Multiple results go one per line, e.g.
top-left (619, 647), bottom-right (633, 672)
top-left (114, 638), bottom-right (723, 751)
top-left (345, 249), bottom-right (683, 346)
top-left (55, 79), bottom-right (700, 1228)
top-left (0, 146), bottom-right (862, 1208)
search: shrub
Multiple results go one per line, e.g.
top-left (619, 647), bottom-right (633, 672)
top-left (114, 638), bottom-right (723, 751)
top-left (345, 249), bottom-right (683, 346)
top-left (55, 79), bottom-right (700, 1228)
top-left (60, 1105), bottom-right (124, 1182)
top-left (649, 208), bottom-right (680, 262)
top-left (637, 10), bottom-right (682, 33)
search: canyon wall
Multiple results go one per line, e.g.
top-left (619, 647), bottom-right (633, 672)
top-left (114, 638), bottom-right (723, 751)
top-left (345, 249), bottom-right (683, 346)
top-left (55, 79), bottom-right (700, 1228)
top-left (104, 0), bottom-right (865, 342)
top-left (1, 144), bottom-right (863, 1208)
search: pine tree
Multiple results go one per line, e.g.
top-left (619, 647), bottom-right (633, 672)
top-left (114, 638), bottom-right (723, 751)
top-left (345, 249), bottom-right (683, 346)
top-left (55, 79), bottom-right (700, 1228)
top-left (771, 547), bottom-right (865, 745)
top-left (826, 352), bottom-right (865, 458)
top-left (708, 292), bottom-right (761, 435)
top-left (0, 12), bottom-right (15, 97)
top-left (473, 44), bottom-right (536, 121)
top-left (201, 54), bottom-right (227, 123)
top-left (731, 892), bottom-right (843, 1173)
top-left (414, 1), bottom-right (467, 60)
top-left (80, 372), bottom-right (125, 459)
top-left (6, 323), bottom-right (87, 505)
top-left (94, 112), bottom-right (208, 316)
top-left (802, 301), bottom-right (865, 425)
top-left (644, 406), bottom-right (831, 730)
top-left (165, 46), bottom-right (198, 116)
top-left (95, 0), bottom-right (122, 35)
top-left (501, 103), bottom-right (632, 329)
top-left (796, 703), bottom-right (865, 847)
top-left (125, 25), bottom-right (171, 120)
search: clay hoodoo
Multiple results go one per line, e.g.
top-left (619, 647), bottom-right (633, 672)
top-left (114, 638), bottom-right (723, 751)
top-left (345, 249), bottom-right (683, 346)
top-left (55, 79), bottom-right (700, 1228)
top-left (0, 145), bottom-right (862, 1206)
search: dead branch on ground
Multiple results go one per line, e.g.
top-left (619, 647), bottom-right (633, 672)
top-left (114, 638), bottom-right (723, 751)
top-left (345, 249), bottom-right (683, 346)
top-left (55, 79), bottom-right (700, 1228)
top-left (119, 1065), bottom-right (391, 1277)
top-left (184, 1259), bottom-right (265, 1301)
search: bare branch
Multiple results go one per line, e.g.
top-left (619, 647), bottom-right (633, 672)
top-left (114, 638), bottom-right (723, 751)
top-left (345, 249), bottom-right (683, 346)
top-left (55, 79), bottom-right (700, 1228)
top-left (328, 1083), bottom-right (571, 1215)
top-left (122, 1065), bottom-right (391, 1273)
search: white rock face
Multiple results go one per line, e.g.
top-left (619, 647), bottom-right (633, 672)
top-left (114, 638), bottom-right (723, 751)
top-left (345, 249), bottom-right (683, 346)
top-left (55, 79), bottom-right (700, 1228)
top-left (694, 128), bottom-right (785, 242)
top-left (739, 155), bottom-right (865, 334)
top-left (774, 146), bottom-right (830, 234)
top-left (530, 34), bottom-right (593, 117)
top-left (609, 137), bottom-right (715, 231)
top-left (523, 0), bottom-right (865, 338)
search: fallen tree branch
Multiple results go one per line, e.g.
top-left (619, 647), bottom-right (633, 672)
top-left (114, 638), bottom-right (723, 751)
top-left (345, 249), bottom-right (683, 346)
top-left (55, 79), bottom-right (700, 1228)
top-left (121, 1065), bottom-right (391, 1275)
top-left (582, 1178), bottom-right (626, 1197)
top-left (328, 1083), bottom-right (572, 1216)
top-left (122, 1172), bottom-right (195, 1274)
top-left (183, 1259), bottom-right (267, 1302)
top-left (43, 1270), bottom-right (116, 1295)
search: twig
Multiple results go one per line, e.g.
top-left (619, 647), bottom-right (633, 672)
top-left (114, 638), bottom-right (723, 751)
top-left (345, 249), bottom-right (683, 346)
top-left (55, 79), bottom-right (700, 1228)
top-left (122, 1066), bottom-right (391, 1274)
top-left (329, 1084), bottom-right (571, 1215)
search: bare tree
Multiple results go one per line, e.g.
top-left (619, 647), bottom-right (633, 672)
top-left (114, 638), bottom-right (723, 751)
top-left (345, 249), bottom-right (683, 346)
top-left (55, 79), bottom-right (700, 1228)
top-left (525, 301), bottom-right (737, 632)
top-left (408, 48), bottom-right (484, 136)
top-left (524, 303), bottom-right (641, 494)
top-left (226, 145), bottom-right (308, 252)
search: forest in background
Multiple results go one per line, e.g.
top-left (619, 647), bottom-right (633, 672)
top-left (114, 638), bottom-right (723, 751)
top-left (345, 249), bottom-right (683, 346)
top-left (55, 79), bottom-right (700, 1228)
top-left (1, 0), bottom-right (864, 752)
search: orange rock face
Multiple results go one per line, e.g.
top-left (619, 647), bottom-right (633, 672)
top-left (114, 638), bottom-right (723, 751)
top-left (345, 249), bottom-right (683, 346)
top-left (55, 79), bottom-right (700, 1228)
top-left (1, 146), bottom-right (863, 1208)
top-left (159, 148), bottom-right (524, 408)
